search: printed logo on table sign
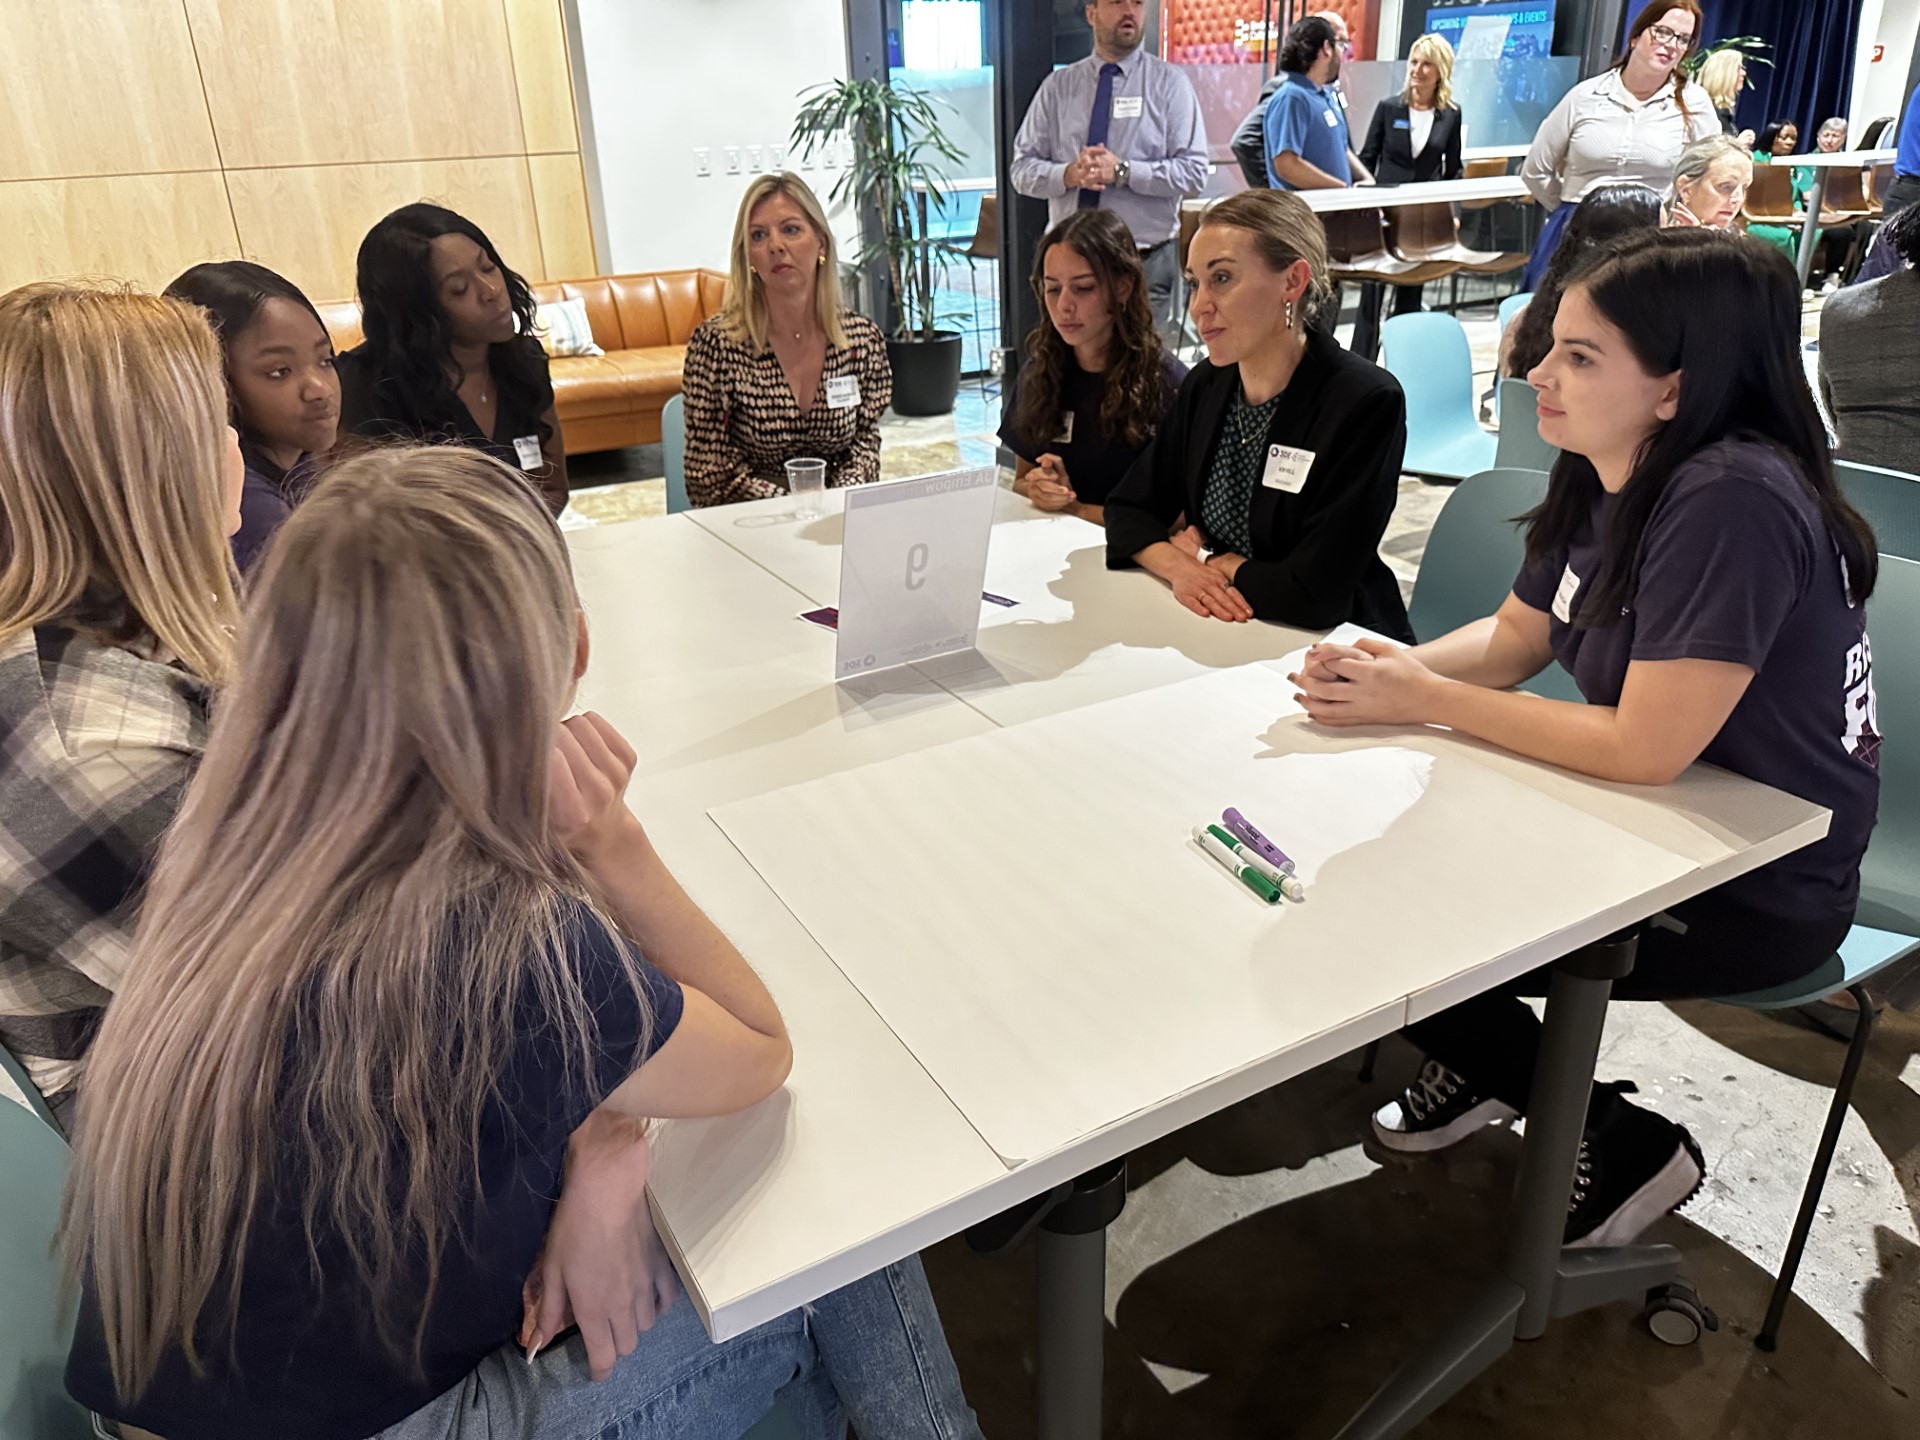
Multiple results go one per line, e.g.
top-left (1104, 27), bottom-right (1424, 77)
top-left (1843, 635), bottom-right (1880, 769)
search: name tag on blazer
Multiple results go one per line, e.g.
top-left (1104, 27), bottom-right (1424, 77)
top-left (1262, 444), bottom-right (1315, 493)
top-left (1393, 118), bottom-right (1412, 129)
top-left (1113, 95), bottom-right (1144, 120)
top-left (825, 375), bottom-right (861, 410)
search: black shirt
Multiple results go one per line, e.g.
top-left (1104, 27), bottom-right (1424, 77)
top-left (66, 898), bottom-right (685, 1440)
top-left (334, 343), bottom-right (565, 512)
top-left (998, 350), bottom-right (1186, 507)
top-left (1105, 329), bottom-right (1414, 641)
top-left (232, 444), bottom-right (319, 574)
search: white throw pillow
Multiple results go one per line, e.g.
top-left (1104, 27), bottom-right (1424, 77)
top-left (533, 297), bottom-right (605, 358)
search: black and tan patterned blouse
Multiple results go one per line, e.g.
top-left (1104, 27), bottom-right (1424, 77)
top-left (681, 310), bottom-right (892, 508)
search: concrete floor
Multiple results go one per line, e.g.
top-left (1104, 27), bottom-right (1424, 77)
top-left (921, 1002), bottom-right (1920, 1438)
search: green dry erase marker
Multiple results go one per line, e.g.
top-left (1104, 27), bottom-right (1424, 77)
top-left (1206, 825), bottom-right (1307, 903)
top-left (1192, 825), bottom-right (1282, 903)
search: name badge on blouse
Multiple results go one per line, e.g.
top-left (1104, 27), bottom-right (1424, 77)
top-left (825, 375), bottom-right (861, 410)
top-left (1112, 95), bottom-right (1144, 120)
top-left (1053, 411), bottom-right (1075, 444)
top-left (512, 435), bottom-right (542, 471)
top-left (1261, 444), bottom-right (1315, 494)
top-left (1552, 564), bottom-right (1581, 624)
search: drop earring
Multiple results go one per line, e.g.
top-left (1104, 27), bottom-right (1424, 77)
top-left (1284, 299), bottom-right (1296, 330)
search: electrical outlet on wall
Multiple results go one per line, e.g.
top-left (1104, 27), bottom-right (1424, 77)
top-left (746, 145), bottom-right (763, 172)
top-left (693, 147), bottom-right (710, 177)
top-left (725, 147), bottom-right (742, 175)
top-left (769, 143), bottom-right (788, 171)
top-left (823, 140), bottom-right (838, 169)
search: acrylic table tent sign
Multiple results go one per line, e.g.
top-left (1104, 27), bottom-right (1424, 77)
top-left (833, 467), bottom-right (999, 681)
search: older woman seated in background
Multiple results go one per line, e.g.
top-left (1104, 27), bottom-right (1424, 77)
top-left (1820, 204), bottom-right (1920, 471)
top-left (1665, 134), bottom-right (1752, 230)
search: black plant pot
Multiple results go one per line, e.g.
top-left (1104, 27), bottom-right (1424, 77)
top-left (886, 331), bottom-right (963, 417)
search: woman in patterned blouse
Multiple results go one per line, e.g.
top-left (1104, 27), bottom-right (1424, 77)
top-left (682, 174), bottom-right (891, 507)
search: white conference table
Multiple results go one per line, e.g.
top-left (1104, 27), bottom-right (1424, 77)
top-left (568, 486), bottom-right (1826, 1435)
top-left (1183, 173), bottom-right (1530, 220)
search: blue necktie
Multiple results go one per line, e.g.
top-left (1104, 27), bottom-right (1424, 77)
top-left (1078, 63), bottom-right (1122, 210)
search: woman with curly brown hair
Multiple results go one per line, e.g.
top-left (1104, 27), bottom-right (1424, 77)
top-left (999, 209), bottom-right (1185, 526)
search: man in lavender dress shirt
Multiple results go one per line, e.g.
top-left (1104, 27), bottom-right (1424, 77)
top-left (1010, 0), bottom-right (1210, 343)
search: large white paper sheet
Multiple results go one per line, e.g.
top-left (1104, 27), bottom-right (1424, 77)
top-left (711, 665), bottom-right (1698, 1165)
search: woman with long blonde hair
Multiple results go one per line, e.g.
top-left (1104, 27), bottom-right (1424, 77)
top-left (681, 172), bottom-right (891, 507)
top-left (61, 447), bottom-right (981, 1440)
top-left (0, 282), bottom-right (244, 1134)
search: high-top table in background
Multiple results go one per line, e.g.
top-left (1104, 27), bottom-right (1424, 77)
top-left (569, 487), bottom-right (1827, 1439)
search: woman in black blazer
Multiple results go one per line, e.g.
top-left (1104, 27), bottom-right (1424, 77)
top-left (1352, 33), bottom-right (1465, 358)
top-left (1105, 190), bottom-right (1412, 641)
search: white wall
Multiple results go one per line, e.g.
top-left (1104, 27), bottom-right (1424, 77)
top-left (1854, 0), bottom-right (1920, 134)
top-left (570, 0), bottom-right (857, 274)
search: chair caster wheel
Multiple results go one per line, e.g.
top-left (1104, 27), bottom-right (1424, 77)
top-left (1640, 1283), bottom-right (1719, 1346)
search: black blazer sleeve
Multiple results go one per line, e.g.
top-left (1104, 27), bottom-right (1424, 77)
top-left (1104, 369), bottom-right (1203, 566)
top-left (1230, 381), bottom-right (1408, 630)
top-left (1441, 107), bottom-right (1463, 181)
top-left (1359, 101), bottom-right (1390, 177)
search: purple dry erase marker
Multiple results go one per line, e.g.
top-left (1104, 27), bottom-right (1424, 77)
top-left (1222, 808), bottom-right (1295, 875)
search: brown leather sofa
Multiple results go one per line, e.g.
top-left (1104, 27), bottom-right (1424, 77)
top-left (316, 269), bottom-right (728, 454)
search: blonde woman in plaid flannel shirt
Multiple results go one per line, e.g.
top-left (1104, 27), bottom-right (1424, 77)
top-left (0, 283), bottom-right (245, 1132)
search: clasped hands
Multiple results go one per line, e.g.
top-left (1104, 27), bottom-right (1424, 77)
top-left (1064, 144), bottom-right (1122, 191)
top-left (1288, 639), bottom-right (1447, 727)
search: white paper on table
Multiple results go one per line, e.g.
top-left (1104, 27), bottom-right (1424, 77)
top-left (710, 665), bottom-right (1699, 1166)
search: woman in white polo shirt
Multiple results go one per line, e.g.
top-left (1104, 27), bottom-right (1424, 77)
top-left (1519, 0), bottom-right (1719, 288)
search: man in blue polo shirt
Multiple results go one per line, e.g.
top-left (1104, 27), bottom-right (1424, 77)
top-left (1264, 14), bottom-right (1373, 190)
top-left (1884, 80), bottom-right (1920, 219)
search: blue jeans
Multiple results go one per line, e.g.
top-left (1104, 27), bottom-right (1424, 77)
top-left (373, 1255), bottom-right (982, 1440)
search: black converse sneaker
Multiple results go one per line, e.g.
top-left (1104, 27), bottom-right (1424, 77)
top-left (1370, 1059), bottom-right (1520, 1154)
top-left (1565, 1110), bottom-right (1705, 1249)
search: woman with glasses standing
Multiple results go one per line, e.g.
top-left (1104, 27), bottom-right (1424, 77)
top-left (1520, 2), bottom-right (1719, 288)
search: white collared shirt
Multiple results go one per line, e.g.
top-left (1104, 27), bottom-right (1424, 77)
top-left (1523, 69), bottom-right (1721, 209)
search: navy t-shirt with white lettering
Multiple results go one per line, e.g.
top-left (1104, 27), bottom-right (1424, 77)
top-left (66, 897), bottom-right (685, 1440)
top-left (1512, 437), bottom-right (1879, 921)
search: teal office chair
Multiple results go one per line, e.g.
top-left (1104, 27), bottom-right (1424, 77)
top-left (0, 1092), bottom-right (94, 1439)
top-left (1497, 290), bottom-right (1532, 335)
top-left (1713, 553), bottom-right (1920, 1352)
top-left (662, 393), bottom-right (691, 515)
top-left (0, 1041), bottom-right (60, 1135)
top-left (1380, 312), bottom-right (1498, 482)
top-left (1405, 467), bottom-right (1547, 644)
top-left (1492, 378), bottom-right (1560, 474)
top-left (1835, 459), bottom-right (1920, 561)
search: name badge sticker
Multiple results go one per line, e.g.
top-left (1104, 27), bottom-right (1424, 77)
top-left (1552, 564), bottom-right (1581, 624)
top-left (1053, 411), bottom-right (1075, 445)
top-left (1112, 95), bottom-right (1144, 120)
top-left (1325, 108), bottom-right (1341, 128)
top-left (1261, 444), bottom-right (1315, 494)
top-left (825, 374), bottom-right (861, 410)
top-left (1393, 117), bottom-right (1412, 129)
top-left (512, 435), bottom-right (542, 471)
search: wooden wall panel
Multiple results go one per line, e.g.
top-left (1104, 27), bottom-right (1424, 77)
top-left (224, 158), bottom-right (547, 303)
top-left (0, 1), bottom-right (220, 180)
top-left (529, 154), bottom-right (597, 278)
top-left (504, 0), bottom-right (580, 154)
top-left (0, 173), bottom-right (241, 294)
top-left (185, 0), bottom-right (527, 168)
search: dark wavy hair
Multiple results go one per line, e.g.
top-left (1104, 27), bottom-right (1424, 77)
top-left (1523, 229), bottom-right (1876, 628)
top-left (164, 260), bottom-right (330, 443)
top-left (352, 203), bottom-right (551, 449)
top-left (1012, 210), bottom-right (1168, 452)
top-left (1279, 15), bottom-right (1337, 75)
top-left (1505, 182), bottom-right (1663, 378)
top-left (1882, 202), bottom-right (1920, 266)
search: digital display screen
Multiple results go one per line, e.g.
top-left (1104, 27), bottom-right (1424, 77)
top-left (1423, 0), bottom-right (1556, 59)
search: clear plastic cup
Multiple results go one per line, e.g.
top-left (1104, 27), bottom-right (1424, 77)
top-left (785, 458), bottom-right (827, 519)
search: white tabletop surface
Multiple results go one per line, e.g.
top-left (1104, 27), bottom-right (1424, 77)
top-left (1183, 174), bottom-right (1530, 216)
top-left (1781, 148), bottom-right (1897, 169)
top-left (574, 490), bottom-right (1828, 1340)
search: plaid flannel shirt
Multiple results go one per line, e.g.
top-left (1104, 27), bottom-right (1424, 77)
top-left (0, 626), bottom-right (206, 1101)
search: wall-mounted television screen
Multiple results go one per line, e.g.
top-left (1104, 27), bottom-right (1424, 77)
top-left (1423, 0), bottom-right (1557, 59)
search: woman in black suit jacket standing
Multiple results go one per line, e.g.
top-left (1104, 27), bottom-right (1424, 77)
top-left (1352, 34), bottom-right (1464, 359)
top-left (1105, 190), bottom-right (1412, 641)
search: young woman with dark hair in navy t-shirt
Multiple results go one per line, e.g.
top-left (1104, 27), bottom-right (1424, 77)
top-left (62, 447), bottom-right (982, 1440)
top-left (1288, 229), bottom-right (1880, 1249)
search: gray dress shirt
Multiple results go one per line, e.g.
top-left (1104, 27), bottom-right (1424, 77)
top-left (1819, 267), bottom-right (1920, 473)
top-left (1010, 47), bottom-right (1210, 246)
top-left (1522, 69), bottom-right (1720, 209)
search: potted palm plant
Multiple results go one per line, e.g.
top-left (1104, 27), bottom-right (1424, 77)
top-left (792, 78), bottom-right (967, 416)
